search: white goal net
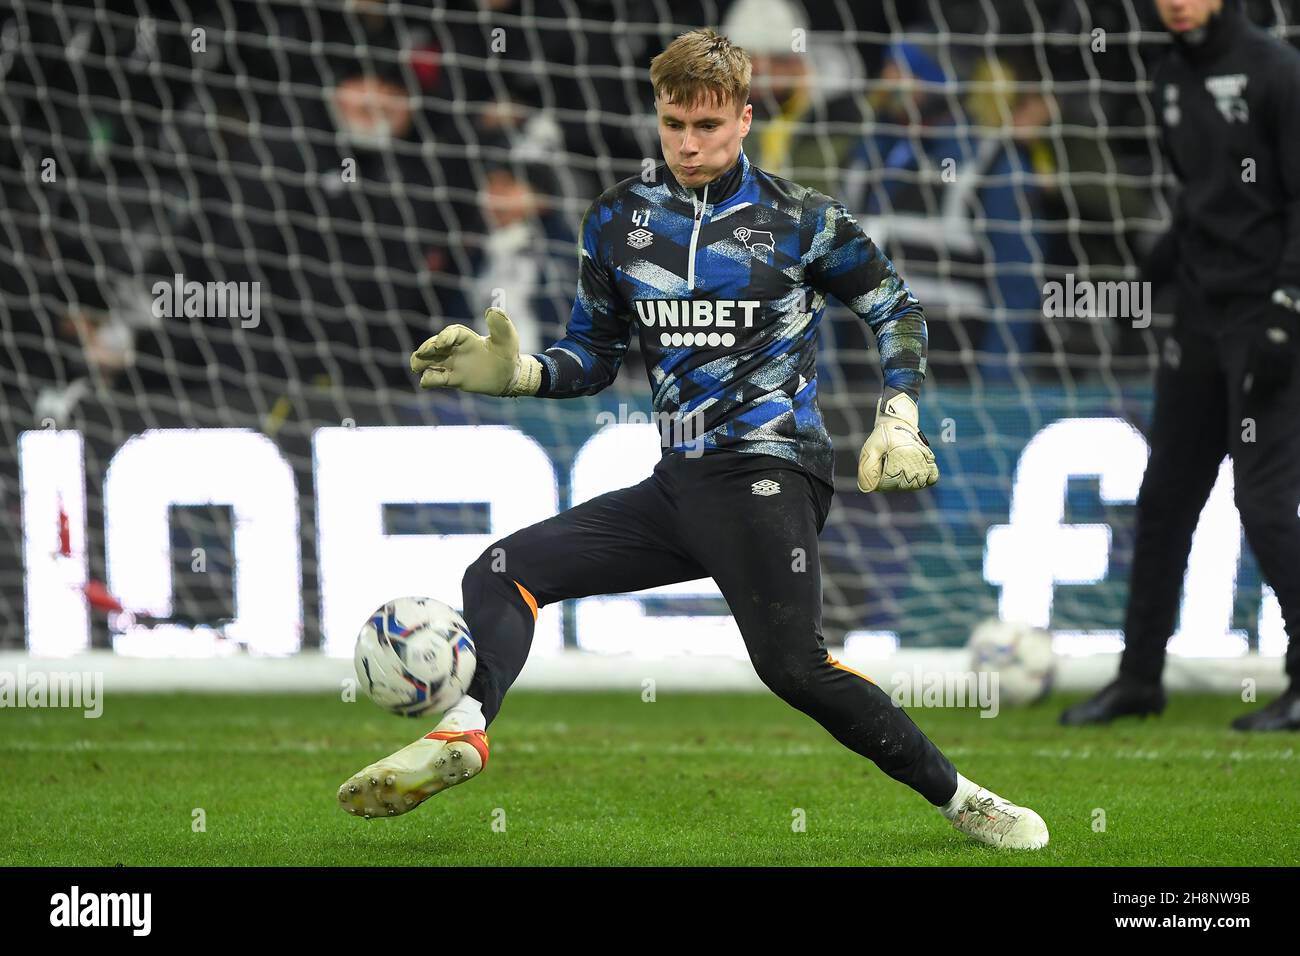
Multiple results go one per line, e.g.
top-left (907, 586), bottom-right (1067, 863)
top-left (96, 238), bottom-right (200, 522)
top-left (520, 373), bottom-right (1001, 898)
top-left (2, 0), bottom-right (1296, 662)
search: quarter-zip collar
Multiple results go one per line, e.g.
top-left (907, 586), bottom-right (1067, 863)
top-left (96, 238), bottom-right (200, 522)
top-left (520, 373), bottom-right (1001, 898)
top-left (666, 148), bottom-right (749, 207)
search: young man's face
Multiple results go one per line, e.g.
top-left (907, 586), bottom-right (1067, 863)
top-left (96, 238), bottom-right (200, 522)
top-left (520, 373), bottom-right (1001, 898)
top-left (1154, 0), bottom-right (1224, 33)
top-left (656, 93), bottom-right (752, 189)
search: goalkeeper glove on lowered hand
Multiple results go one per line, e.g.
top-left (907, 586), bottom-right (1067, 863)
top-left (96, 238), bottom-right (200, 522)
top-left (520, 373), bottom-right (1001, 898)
top-left (857, 392), bottom-right (940, 493)
top-left (410, 307), bottom-right (543, 396)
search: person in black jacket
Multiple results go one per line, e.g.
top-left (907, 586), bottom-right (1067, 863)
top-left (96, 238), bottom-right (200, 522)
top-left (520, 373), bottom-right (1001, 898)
top-left (1062, 0), bottom-right (1300, 730)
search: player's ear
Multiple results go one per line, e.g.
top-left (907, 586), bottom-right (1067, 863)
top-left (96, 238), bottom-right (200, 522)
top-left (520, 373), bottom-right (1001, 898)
top-left (739, 102), bottom-right (752, 137)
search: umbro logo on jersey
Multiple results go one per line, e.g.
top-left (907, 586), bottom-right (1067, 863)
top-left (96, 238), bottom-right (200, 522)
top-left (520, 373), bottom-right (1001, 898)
top-left (751, 479), bottom-right (781, 496)
top-left (627, 228), bottom-right (654, 250)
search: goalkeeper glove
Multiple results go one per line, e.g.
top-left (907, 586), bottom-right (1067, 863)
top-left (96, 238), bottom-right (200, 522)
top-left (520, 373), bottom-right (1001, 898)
top-left (857, 392), bottom-right (939, 493)
top-left (411, 307), bottom-right (543, 397)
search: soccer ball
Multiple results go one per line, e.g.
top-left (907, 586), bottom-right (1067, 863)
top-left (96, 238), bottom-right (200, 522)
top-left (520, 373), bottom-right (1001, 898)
top-left (353, 597), bottom-right (477, 718)
top-left (967, 617), bottom-right (1056, 707)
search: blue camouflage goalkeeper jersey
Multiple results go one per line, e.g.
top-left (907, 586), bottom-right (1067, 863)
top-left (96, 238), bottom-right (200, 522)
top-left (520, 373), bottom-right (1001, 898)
top-left (533, 148), bottom-right (927, 487)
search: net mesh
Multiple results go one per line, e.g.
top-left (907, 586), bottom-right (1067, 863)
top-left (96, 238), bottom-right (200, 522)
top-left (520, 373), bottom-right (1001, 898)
top-left (2, 0), bottom-right (1297, 653)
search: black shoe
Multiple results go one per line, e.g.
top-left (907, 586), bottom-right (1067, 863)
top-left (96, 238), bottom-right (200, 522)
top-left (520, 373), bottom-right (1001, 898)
top-left (1059, 678), bottom-right (1166, 726)
top-left (1231, 689), bottom-right (1300, 731)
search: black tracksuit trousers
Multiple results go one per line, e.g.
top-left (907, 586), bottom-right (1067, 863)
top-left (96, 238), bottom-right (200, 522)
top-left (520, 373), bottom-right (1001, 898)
top-left (461, 447), bottom-right (959, 805)
top-left (1120, 315), bottom-right (1300, 686)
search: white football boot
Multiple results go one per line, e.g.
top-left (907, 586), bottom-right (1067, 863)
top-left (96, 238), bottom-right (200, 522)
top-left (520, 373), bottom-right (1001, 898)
top-left (338, 720), bottom-right (489, 820)
top-left (940, 773), bottom-right (1049, 850)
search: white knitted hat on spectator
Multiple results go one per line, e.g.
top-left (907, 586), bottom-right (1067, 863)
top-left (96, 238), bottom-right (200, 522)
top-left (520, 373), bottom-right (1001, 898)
top-left (720, 0), bottom-right (809, 56)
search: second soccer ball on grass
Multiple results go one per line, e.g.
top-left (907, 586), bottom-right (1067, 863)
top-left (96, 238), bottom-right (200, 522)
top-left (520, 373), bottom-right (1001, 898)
top-left (967, 617), bottom-right (1056, 707)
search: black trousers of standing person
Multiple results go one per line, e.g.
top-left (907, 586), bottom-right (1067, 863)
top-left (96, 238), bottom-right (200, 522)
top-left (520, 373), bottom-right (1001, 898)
top-left (459, 447), bottom-right (959, 806)
top-left (1120, 301), bottom-right (1300, 687)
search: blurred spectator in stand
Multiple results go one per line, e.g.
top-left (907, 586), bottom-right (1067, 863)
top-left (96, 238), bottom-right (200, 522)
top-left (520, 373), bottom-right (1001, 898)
top-left (721, 0), bottom-right (868, 197)
top-left (963, 55), bottom-right (1053, 381)
top-left (840, 42), bottom-right (1052, 385)
top-left (26, 266), bottom-right (167, 427)
top-left (59, 300), bottom-right (136, 388)
top-left (433, 0), bottom-right (650, 185)
top-left (818, 41), bottom-right (1054, 640)
top-left (280, 63), bottom-right (471, 389)
top-left (10, 0), bottom-right (202, 183)
top-left (470, 155), bottom-right (577, 355)
top-left (132, 45), bottom-right (473, 396)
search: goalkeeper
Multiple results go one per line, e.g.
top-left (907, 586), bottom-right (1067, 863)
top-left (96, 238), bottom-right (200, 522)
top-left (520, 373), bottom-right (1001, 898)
top-left (340, 28), bottom-right (1048, 848)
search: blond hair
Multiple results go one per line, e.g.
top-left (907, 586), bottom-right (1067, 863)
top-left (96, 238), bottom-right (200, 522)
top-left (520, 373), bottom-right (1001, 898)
top-left (649, 29), bottom-right (751, 114)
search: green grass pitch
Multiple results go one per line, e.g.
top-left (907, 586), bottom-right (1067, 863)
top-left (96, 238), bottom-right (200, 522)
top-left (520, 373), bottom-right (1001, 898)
top-left (2, 690), bottom-right (1295, 866)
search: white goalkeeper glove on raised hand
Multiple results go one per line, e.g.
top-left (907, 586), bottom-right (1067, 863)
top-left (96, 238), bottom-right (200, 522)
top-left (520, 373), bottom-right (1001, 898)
top-left (410, 307), bottom-right (542, 397)
top-left (857, 392), bottom-right (940, 493)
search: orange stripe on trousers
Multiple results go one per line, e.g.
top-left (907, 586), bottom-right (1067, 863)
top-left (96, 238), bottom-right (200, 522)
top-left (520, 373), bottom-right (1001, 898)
top-left (513, 580), bottom-right (539, 621)
top-left (826, 651), bottom-right (876, 685)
